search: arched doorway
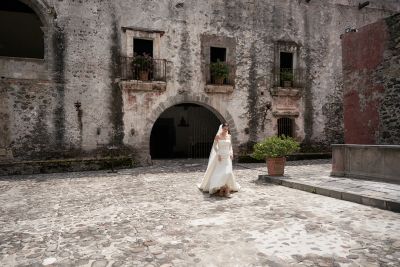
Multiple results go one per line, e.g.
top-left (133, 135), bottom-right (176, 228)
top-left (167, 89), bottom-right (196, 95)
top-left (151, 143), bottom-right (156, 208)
top-left (150, 103), bottom-right (221, 158)
top-left (0, 0), bottom-right (44, 58)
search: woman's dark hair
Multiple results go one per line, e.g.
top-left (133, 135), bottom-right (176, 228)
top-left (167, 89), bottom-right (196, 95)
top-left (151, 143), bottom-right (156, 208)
top-left (221, 122), bottom-right (230, 134)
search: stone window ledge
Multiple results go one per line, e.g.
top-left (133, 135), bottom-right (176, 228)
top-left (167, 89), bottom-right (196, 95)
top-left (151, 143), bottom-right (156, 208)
top-left (205, 84), bottom-right (234, 94)
top-left (270, 87), bottom-right (302, 97)
top-left (272, 110), bottom-right (299, 117)
top-left (119, 80), bottom-right (166, 92)
top-left (0, 56), bottom-right (48, 80)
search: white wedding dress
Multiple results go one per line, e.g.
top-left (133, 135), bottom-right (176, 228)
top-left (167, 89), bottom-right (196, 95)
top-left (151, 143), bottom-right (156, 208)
top-left (198, 126), bottom-right (241, 195)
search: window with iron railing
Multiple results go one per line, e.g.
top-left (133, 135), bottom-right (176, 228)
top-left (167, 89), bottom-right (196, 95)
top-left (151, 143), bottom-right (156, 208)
top-left (206, 62), bottom-right (235, 85)
top-left (120, 56), bottom-right (166, 82)
top-left (273, 67), bottom-right (304, 88)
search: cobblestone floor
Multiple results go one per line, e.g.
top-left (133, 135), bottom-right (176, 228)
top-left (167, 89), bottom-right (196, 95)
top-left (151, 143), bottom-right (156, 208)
top-left (1, 159), bottom-right (400, 267)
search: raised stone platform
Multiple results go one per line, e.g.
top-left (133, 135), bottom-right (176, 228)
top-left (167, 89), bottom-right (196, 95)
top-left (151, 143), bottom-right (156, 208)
top-left (259, 172), bottom-right (400, 213)
top-left (331, 144), bottom-right (400, 183)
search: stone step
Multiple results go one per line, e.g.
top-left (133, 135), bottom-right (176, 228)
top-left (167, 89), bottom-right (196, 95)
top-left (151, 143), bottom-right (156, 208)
top-left (258, 174), bottom-right (400, 213)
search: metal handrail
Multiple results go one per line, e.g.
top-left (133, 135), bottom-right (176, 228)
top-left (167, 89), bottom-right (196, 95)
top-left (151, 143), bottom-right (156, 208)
top-left (120, 56), bottom-right (167, 82)
top-left (206, 63), bottom-right (235, 85)
top-left (273, 67), bottom-right (305, 88)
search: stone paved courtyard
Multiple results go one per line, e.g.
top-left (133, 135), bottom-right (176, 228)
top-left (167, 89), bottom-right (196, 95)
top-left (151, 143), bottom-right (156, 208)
top-left (1, 160), bottom-right (400, 267)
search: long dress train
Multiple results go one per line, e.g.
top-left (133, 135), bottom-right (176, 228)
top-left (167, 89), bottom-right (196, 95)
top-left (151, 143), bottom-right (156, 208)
top-left (198, 135), bottom-right (241, 195)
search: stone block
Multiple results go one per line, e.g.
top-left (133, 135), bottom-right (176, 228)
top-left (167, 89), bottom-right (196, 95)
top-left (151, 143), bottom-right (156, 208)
top-left (315, 187), bottom-right (332, 197)
top-left (270, 88), bottom-right (301, 97)
top-left (281, 180), bottom-right (294, 188)
top-left (291, 183), bottom-right (311, 192)
top-left (120, 81), bottom-right (167, 92)
top-left (330, 144), bottom-right (400, 183)
top-left (302, 185), bottom-right (317, 193)
top-left (331, 145), bottom-right (345, 176)
top-left (258, 175), bottom-right (271, 183)
top-left (329, 190), bottom-right (343, 200)
top-left (360, 196), bottom-right (387, 209)
top-left (386, 201), bottom-right (400, 213)
top-left (383, 148), bottom-right (400, 181)
top-left (342, 192), bottom-right (362, 204)
top-left (258, 175), bottom-right (283, 185)
top-left (204, 84), bottom-right (234, 94)
top-left (269, 177), bottom-right (283, 185)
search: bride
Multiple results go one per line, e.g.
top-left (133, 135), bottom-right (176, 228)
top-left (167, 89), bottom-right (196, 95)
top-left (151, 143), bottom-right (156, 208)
top-left (198, 123), bottom-right (241, 197)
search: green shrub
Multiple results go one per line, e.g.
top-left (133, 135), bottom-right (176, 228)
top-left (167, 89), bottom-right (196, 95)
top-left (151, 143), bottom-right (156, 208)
top-left (251, 135), bottom-right (300, 160)
top-left (210, 59), bottom-right (229, 79)
top-left (280, 69), bottom-right (294, 81)
top-left (132, 53), bottom-right (153, 71)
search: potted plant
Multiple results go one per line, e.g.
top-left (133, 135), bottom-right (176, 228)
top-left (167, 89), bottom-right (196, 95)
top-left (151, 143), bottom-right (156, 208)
top-left (251, 135), bottom-right (300, 176)
top-left (280, 69), bottom-right (294, 87)
top-left (132, 53), bottom-right (153, 81)
top-left (210, 59), bottom-right (229, 85)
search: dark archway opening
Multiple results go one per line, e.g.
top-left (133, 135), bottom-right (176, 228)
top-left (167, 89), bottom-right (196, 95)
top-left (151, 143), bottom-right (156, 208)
top-left (0, 0), bottom-right (44, 58)
top-left (150, 103), bottom-right (221, 159)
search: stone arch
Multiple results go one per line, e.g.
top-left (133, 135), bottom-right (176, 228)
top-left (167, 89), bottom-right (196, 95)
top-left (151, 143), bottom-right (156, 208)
top-left (139, 94), bottom-right (239, 163)
top-left (18, 0), bottom-right (53, 27)
top-left (12, 0), bottom-right (54, 61)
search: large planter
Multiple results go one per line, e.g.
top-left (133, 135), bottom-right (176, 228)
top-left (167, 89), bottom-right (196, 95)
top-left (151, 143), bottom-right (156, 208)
top-left (213, 76), bottom-right (225, 85)
top-left (139, 70), bottom-right (149, 81)
top-left (266, 157), bottom-right (286, 176)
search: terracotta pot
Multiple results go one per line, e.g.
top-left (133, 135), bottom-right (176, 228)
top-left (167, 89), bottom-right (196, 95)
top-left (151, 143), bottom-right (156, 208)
top-left (266, 157), bottom-right (286, 176)
top-left (139, 71), bottom-right (149, 81)
top-left (214, 76), bottom-right (225, 85)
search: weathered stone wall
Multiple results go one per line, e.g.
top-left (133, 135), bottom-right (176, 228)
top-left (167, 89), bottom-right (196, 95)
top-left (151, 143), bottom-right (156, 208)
top-left (342, 13), bottom-right (400, 145)
top-left (118, 0), bottom-right (399, 159)
top-left (0, 79), bottom-right (58, 159)
top-left (342, 19), bottom-right (387, 144)
top-left (0, 0), bottom-right (399, 164)
top-left (379, 14), bottom-right (400, 144)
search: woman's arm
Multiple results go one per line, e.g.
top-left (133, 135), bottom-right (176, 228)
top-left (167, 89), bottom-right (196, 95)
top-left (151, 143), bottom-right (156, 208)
top-left (214, 135), bottom-right (222, 161)
top-left (229, 135), bottom-right (233, 159)
top-left (214, 135), bottom-right (219, 151)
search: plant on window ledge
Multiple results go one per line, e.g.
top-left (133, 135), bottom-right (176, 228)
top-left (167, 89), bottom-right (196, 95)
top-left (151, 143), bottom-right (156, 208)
top-left (210, 59), bottom-right (229, 85)
top-left (132, 53), bottom-right (153, 81)
top-left (280, 69), bottom-right (294, 87)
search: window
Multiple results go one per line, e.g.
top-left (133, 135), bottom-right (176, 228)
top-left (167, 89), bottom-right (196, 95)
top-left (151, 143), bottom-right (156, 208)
top-left (120, 27), bottom-right (166, 84)
top-left (0, 0), bottom-right (44, 58)
top-left (274, 41), bottom-right (303, 88)
top-left (209, 47), bottom-right (229, 85)
top-left (280, 52), bottom-right (293, 69)
top-left (280, 52), bottom-right (293, 87)
top-left (210, 47), bottom-right (226, 62)
top-left (278, 117), bottom-right (294, 137)
top-left (201, 34), bottom-right (236, 90)
top-left (134, 38), bottom-right (153, 57)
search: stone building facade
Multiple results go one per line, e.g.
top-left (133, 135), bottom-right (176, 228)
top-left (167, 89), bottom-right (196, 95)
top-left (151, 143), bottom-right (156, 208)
top-left (0, 0), bottom-right (399, 165)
